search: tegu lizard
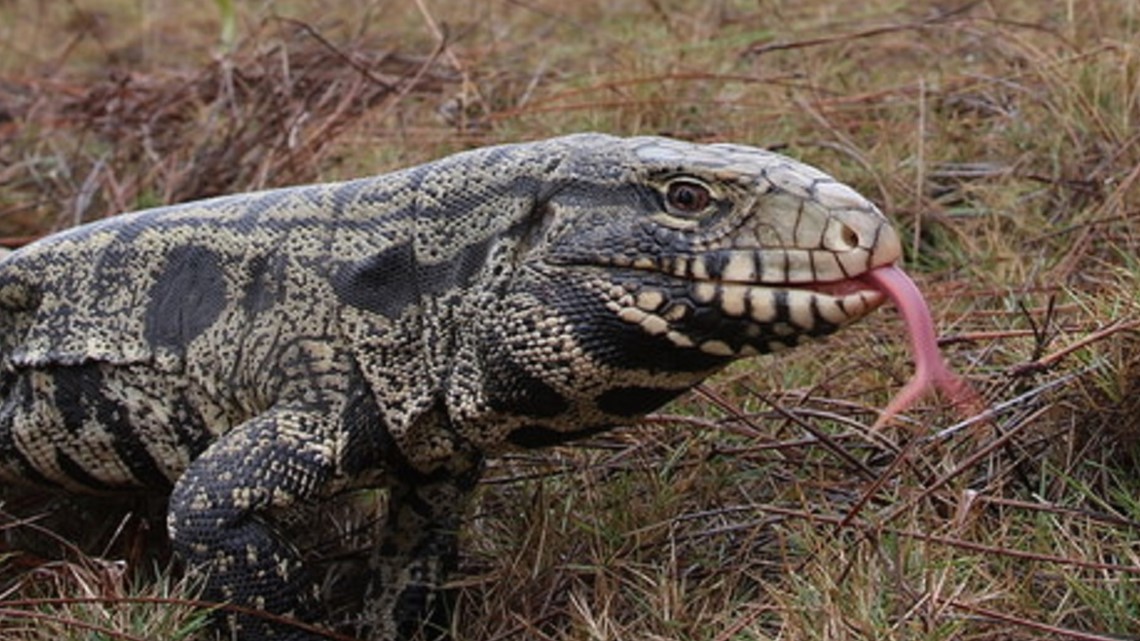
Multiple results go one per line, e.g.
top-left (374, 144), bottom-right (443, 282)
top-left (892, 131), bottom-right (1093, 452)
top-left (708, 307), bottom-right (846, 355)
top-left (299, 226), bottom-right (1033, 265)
top-left (0, 134), bottom-right (976, 639)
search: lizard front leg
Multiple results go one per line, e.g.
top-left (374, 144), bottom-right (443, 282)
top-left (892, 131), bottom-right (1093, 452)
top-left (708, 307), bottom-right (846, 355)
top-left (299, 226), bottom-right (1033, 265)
top-left (360, 462), bottom-right (482, 641)
top-left (168, 406), bottom-right (339, 641)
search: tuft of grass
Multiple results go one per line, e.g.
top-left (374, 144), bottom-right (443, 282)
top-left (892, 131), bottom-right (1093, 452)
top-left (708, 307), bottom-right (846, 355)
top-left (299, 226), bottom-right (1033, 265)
top-left (2, 1), bottom-right (1140, 639)
top-left (0, 549), bottom-right (211, 640)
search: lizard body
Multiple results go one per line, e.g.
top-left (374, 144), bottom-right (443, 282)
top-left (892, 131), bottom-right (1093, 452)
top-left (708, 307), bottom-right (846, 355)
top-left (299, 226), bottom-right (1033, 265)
top-left (0, 134), bottom-right (903, 639)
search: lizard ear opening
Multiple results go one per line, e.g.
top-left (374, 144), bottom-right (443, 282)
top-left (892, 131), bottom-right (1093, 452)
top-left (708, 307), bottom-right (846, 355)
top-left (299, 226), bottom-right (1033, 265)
top-left (510, 174), bottom-right (569, 260)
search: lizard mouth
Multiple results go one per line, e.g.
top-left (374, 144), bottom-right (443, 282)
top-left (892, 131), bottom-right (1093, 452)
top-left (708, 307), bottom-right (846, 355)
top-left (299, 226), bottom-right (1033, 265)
top-left (603, 268), bottom-right (888, 358)
top-left (802, 273), bottom-right (880, 295)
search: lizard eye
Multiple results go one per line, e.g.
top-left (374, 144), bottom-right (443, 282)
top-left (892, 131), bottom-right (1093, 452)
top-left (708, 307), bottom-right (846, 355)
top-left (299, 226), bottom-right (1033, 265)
top-left (665, 179), bottom-right (713, 216)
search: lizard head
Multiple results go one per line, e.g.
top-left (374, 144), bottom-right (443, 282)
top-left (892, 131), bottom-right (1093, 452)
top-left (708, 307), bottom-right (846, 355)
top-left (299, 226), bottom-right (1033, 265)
top-left (539, 136), bottom-right (902, 359)
top-left (453, 134), bottom-right (903, 450)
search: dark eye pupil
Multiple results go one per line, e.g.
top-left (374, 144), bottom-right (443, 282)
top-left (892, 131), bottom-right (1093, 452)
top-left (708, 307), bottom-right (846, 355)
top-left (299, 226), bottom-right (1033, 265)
top-left (667, 181), bottom-right (710, 213)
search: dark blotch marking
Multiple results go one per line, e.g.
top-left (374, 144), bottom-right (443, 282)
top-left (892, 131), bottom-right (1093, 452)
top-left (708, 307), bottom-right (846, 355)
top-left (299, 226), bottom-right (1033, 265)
top-left (333, 241), bottom-right (419, 318)
top-left (165, 393), bottom-right (216, 463)
top-left (484, 354), bottom-right (569, 420)
top-left (334, 217), bottom-right (532, 319)
top-left (545, 277), bottom-right (727, 374)
top-left (144, 246), bottom-right (228, 351)
top-left (507, 424), bottom-right (611, 448)
top-left (53, 365), bottom-right (173, 490)
top-left (332, 171), bottom-right (553, 317)
top-left (705, 250), bottom-right (731, 280)
top-left (751, 252), bottom-right (764, 283)
top-left (336, 373), bottom-right (390, 478)
top-left (772, 289), bottom-right (790, 322)
top-left (55, 450), bottom-right (117, 492)
top-left (0, 376), bottom-right (61, 488)
top-left (240, 253), bottom-right (287, 316)
top-left (596, 386), bottom-right (687, 417)
top-left (337, 368), bottom-right (475, 485)
top-left (340, 242), bottom-right (496, 320)
top-left (807, 296), bottom-right (839, 338)
top-left (688, 306), bottom-right (724, 334)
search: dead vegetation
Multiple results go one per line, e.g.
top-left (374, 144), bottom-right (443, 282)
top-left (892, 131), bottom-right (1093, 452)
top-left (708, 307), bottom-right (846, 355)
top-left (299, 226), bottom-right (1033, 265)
top-left (1, 0), bottom-right (1139, 639)
top-left (0, 10), bottom-right (461, 240)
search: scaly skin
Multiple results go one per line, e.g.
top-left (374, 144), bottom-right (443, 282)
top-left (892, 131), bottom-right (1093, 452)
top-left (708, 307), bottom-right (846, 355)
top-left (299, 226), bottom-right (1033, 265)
top-left (0, 134), bottom-right (904, 639)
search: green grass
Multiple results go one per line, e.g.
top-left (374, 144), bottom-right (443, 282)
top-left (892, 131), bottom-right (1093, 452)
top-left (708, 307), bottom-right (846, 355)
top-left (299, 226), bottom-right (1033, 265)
top-left (2, 0), bottom-right (1140, 639)
top-left (0, 552), bottom-right (211, 640)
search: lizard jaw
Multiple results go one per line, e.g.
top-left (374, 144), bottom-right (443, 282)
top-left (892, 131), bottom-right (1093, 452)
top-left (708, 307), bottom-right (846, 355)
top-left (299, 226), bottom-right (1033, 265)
top-left (604, 274), bottom-right (887, 358)
top-left (602, 264), bottom-right (986, 428)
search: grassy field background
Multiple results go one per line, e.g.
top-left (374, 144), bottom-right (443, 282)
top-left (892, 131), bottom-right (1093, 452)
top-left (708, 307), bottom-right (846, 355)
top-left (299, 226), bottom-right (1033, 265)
top-left (1, 1), bottom-right (1139, 639)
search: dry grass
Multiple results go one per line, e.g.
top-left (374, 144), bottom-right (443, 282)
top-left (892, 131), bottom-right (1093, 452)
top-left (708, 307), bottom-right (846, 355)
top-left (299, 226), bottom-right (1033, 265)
top-left (1, 0), bottom-right (1139, 639)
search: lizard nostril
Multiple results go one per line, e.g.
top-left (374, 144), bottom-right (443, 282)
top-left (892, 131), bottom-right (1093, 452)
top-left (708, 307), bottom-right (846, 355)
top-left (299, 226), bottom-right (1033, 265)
top-left (824, 217), bottom-right (867, 253)
top-left (839, 223), bottom-right (860, 250)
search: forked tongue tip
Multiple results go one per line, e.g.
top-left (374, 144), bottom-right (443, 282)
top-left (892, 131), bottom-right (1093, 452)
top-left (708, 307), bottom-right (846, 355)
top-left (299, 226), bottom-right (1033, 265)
top-left (861, 265), bottom-right (986, 430)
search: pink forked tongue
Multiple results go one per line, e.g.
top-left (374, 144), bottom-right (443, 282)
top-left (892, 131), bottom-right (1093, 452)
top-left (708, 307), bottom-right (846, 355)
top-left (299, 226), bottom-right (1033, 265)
top-left (861, 266), bottom-right (986, 430)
